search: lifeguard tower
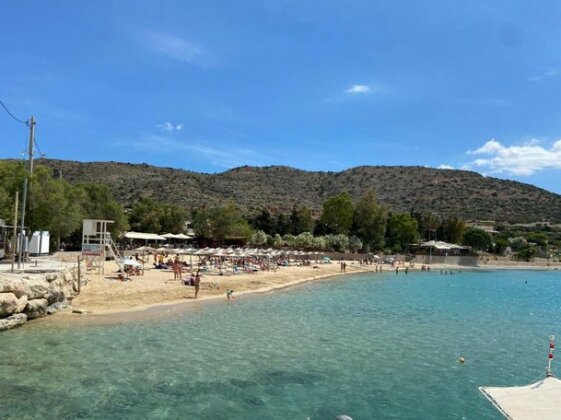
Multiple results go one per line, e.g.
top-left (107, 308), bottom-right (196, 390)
top-left (81, 219), bottom-right (122, 274)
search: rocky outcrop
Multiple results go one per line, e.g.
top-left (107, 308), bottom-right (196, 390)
top-left (25, 299), bottom-right (48, 320)
top-left (0, 314), bottom-right (27, 331)
top-left (0, 263), bottom-right (86, 331)
top-left (0, 293), bottom-right (19, 317)
top-left (47, 301), bottom-right (69, 315)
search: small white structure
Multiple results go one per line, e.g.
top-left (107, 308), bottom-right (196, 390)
top-left (480, 336), bottom-right (561, 419)
top-left (29, 231), bottom-right (49, 256)
top-left (82, 219), bottom-right (120, 274)
top-left (480, 377), bottom-right (561, 419)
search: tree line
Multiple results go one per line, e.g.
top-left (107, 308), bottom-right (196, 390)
top-left (1, 161), bottom-right (548, 257)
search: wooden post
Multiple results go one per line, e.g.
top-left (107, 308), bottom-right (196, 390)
top-left (77, 254), bottom-right (81, 293)
top-left (10, 193), bottom-right (19, 272)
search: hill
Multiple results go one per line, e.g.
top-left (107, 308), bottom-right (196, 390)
top-left (29, 158), bottom-right (561, 222)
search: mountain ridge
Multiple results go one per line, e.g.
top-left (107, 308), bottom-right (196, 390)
top-left (18, 158), bottom-right (561, 223)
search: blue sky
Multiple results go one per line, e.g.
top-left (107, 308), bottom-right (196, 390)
top-left (2, 1), bottom-right (561, 193)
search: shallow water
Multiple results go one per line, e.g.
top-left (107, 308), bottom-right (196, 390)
top-left (2, 269), bottom-right (561, 419)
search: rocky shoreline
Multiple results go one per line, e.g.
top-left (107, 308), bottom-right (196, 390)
top-left (0, 264), bottom-right (85, 331)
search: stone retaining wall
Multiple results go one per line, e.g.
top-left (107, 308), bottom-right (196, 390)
top-left (0, 264), bottom-right (87, 332)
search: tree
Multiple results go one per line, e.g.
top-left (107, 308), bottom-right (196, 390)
top-left (516, 246), bottom-right (536, 261)
top-left (413, 211), bottom-right (441, 241)
top-left (352, 191), bottom-right (387, 252)
top-left (462, 228), bottom-right (492, 251)
top-left (209, 202), bottom-right (242, 243)
top-left (251, 208), bottom-right (275, 235)
top-left (250, 230), bottom-right (268, 246)
top-left (320, 192), bottom-right (354, 235)
top-left (526, 232), bottom-right (548, 247)
top-left (283, 234), bottom-right (296, 247)
top-left (80, 184), bottom-right (128, 234)
top-left (325, 234), bottom-right (349, 252)
top-left (348, 236), bottom-right (363, 253)
top-left (385, 213), bottom-right (418, 252)
top-left (290, 205), bottom-right (314, 235)
top-left (191, 208), bottom-right (212, 240)
top-left (294, 232), bottom-right (314, 249)
top-left (272, 233), bottom-right (284, 248)
top-left (441, 215), bottom-right (465, 244)
top-left (492, 236), bottom-right (510, 255)
top-left (275, 213), bottom-right (291, 236)
top-left (160, 203), bottom-right (186, 234)
top-left (129, 198), bottom-right (163, 233)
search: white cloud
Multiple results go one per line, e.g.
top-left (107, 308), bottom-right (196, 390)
top-left (527, 69), bottom-right (558, 82)
top-left (157, 121), bottom-right (183, 132)
top-left (345, 84), bottom-right (372, 94)
top-left (140, 31), bottom-right (203, 63)
top-left (437, 164), bottom-right (454, 169)
top-left (465, 138), bottom-right (561, 175)
top-left (131, 134), bottom-right (272, 168)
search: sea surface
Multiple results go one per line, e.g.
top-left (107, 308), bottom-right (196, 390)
top-left (2, 269), bottom-right (561, 419)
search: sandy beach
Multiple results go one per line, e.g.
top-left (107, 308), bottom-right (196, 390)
top-left (69, 260), bottom-right (371, 314)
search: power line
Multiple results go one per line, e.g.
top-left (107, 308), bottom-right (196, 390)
top-left (0, 98), bottom-right (28, 125)
top-left (33, 135), bottom-right (46, 157)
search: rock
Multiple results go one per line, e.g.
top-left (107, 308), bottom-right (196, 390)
top-left (47, 301), bottom-right (69, 315)
top-left (0, 314), bottom-right (27, 331)
top-left (46, 289), bottom-right (64, 305)
top-left (0, 278), bottom-right (28, 298)
top-left (72, 308), bottom-right (90, 314)
top-left (0, 293), bottom-right (19, 317)
top-left (26, 279), bottom-right (49, 300)
top-left (46, 273), bottom-right (58, 282)
top-left (25, 298), bottom-right (48, 320)
top-left (15, 295), bottom-right (28, 313)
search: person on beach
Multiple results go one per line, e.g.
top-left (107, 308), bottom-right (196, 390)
top-left (194, 270), bottom-right (202, 299)
top-left (226, 289), bottom-right (235, 301)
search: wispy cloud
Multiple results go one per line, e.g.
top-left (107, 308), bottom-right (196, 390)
top-left (139, 30), bottom-right (207, 64)
top-left (157, 121), bottom-right (183, 132)
top-left (465, 138), bottom-right (561, 175)
top-left (437, 164), bottom-right (454, 170)
top-left (131, 134), bottom-right (273, 168)
top-left (527, 69), bottom-right (558, 82)
top-left (344, 84), bottom-right (373, 94)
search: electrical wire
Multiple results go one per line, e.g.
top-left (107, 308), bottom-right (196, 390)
top-left (0, 98), bottom-right (28, 125)
top-left (33, 135), bottom-right (46, 158)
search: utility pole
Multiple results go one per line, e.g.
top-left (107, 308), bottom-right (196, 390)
top-left (10, 193), bottom-right (18, 272)
top-left (17, 116), bottom-right (35, 269)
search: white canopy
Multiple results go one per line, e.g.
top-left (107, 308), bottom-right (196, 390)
top-left (480, 377), bottom-right (561, 419)
top-left (161, 233), bottom-right (193, 240)
top-left (125, 231), bottom-right (166, 241)
top-left (418, 240), bottom-right (469, 250)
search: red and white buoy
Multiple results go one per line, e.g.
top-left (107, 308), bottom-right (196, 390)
top-left (546, 335), bottom-right (555, 377)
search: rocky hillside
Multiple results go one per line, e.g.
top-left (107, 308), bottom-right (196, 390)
top-left (31, 158), bottom-right (561, 222)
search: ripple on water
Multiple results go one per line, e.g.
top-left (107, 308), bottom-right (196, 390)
top-left (1, 270), bottom-right (560, 418)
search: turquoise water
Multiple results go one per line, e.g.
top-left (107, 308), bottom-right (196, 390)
top-left (2, 270), bottom-right (561, 419)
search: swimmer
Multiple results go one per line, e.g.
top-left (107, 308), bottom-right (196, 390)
top-left (458, 356), bottom-right (465, 364)
top-left (226, 289), bottom-right (235, 301)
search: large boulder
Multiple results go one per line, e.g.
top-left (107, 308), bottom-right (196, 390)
top-left (26, 279), bottom-right (49, 300)
top-left (0, 278), bottom-right (28, 298)
top-left (46, 289), bottom-right (65, 305)
top-left (0, 314), bottom-right (27, 332)
top-left (0, 293), bottom-right (19, 317)
top-left (25, 298), bottom-right (48, 320)
top-left (47, 301), bottom-right (69, 315)
top-left (14, 295), bottom-right (28, 313)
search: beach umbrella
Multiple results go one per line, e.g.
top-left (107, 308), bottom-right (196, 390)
top-left (135, 246), bottom-right (155, 252)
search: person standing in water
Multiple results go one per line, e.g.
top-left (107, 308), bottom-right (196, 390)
top-left (194, 270), bottom-right (202, 299)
